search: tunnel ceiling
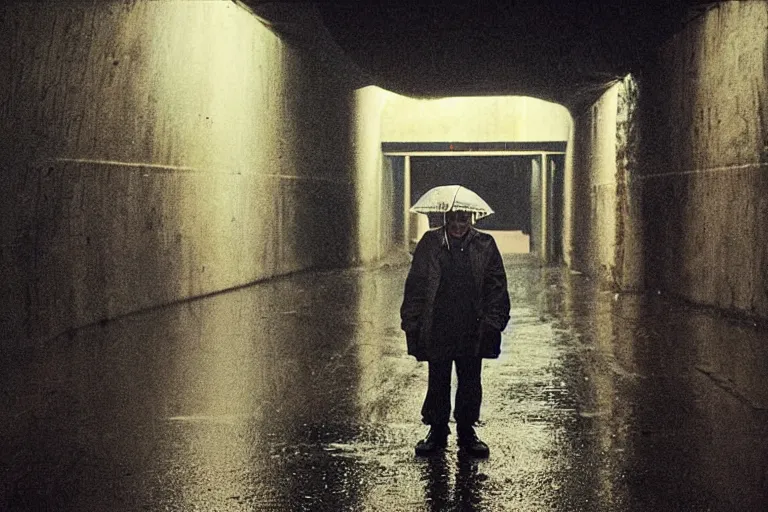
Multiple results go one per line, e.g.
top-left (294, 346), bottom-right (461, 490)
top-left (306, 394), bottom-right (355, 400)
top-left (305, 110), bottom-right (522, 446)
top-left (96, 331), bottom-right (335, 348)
top-left (245, 1), bottom-right (710, 111)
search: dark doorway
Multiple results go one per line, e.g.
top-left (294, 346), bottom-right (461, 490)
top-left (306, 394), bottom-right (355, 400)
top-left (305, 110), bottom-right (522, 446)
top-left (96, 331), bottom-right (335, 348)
top-left (410, 156), bottom-right (532, 233)
top-left (385, 155), bottom-right (406, 244)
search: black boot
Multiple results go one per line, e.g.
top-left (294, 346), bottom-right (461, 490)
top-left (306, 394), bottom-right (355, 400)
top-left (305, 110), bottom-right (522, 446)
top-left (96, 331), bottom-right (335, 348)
top-left (457, 425), bottom-right (489, 458)
top-left (415, 425), bottom-right (449, 456)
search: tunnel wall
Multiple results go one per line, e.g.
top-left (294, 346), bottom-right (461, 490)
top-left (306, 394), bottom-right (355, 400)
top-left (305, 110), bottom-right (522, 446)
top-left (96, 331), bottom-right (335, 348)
top-left (0, 1), bottom-right (382, 349)
top-left (638, 1), bottom-right (768, 317)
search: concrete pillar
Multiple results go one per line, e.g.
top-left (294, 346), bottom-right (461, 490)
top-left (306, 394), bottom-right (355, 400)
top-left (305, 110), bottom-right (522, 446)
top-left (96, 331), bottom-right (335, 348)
top-left (540, 153), bottom-right (549, 262)
top-left (530, 156), bottom-right (543, 259)
top-left (566, 84), bottom-right (620, 282)
top-left (404, 156), bottom-right (412, 247)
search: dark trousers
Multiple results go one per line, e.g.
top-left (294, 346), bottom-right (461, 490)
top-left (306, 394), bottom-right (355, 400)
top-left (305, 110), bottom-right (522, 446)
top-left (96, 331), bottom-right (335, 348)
top-left (421, 357), bottom-right (483, 428)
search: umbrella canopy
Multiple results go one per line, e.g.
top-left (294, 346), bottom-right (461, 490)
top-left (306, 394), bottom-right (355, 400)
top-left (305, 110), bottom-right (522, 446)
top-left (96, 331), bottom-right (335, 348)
top-left (410, 185), bottom-right (494, 220)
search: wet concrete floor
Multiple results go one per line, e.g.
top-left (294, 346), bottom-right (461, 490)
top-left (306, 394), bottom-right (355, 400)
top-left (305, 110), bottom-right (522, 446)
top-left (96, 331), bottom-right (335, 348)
top-left (2, 254), bottom-right (768, 511)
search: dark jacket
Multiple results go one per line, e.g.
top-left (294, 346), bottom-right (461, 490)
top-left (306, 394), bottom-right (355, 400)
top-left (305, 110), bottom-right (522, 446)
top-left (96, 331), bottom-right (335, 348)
top-left (400, 226), bottom-right (511, 361)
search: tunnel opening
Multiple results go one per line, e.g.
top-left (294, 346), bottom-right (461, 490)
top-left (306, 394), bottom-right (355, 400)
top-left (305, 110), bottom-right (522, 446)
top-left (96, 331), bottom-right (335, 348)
top-left (379, 94), bottom-right (570, 261)
top-left (382, 148), bottom-right (568, 258)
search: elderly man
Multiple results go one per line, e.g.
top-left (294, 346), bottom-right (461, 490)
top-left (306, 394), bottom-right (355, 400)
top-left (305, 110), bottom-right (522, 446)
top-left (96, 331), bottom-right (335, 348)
top-left (401, 209), bottom-right (510, 457)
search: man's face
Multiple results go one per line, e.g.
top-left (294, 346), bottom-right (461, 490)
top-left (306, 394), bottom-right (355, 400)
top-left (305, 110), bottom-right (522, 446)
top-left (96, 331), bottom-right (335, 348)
top-left (445, 211), bottom-right (472, 239)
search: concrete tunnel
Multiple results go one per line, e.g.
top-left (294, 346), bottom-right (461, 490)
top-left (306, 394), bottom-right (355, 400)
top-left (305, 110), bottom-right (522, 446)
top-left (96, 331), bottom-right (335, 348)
top-left (3, 0), bottom-right (767, 365)
top-left (1, 0), bottom-right (768, 508)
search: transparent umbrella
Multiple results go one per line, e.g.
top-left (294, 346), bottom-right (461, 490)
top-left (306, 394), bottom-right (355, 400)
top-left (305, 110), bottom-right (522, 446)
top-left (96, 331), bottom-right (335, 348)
top-left (410, 185), bottom-right (494, 220)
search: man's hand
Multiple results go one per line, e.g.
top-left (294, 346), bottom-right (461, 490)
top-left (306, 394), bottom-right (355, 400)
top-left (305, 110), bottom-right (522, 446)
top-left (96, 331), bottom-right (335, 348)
top-left (477, 320), bottom-right (502, 358)
top-left (406, 329), bottom-right (420, 351)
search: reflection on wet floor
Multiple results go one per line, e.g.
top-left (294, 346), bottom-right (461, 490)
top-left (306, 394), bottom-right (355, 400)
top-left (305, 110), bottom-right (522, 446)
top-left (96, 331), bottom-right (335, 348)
top-left (2, 255), bottom-right (767, 510)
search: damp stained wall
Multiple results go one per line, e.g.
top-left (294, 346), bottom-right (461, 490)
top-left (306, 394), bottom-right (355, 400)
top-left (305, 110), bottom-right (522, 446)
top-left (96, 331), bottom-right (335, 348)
top-left (567, 1), bottom-right (768, 313)
top-left (0, 1), bottom-right (390, 349)
top-left (638, 1), bottom-right (768, 317)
